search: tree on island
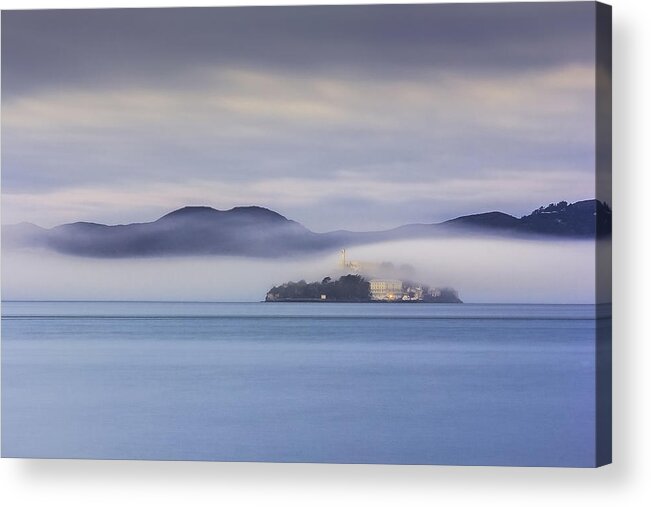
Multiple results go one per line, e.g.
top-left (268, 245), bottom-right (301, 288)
top-left (266, 274), bottom-right (370, 302)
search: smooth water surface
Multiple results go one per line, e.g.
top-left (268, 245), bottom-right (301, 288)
top-left (2, 302), bottom-right (598, 466)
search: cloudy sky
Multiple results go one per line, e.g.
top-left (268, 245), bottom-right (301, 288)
top-left (1, 3), bottom-right (597, 232)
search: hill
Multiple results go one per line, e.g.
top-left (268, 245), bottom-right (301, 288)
top-left (2, 199), bottom-right (611, 258)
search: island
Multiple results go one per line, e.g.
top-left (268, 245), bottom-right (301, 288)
top-left (265, 275), bottom-right (462, 303)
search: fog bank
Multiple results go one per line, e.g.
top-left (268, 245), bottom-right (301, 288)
top-left (2, 237), bottom-right (596, 304)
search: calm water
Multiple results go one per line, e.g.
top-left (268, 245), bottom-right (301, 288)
top-left (1, 302), bottom-right (599, 466)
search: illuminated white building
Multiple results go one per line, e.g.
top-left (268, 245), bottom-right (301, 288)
top-left (370, 279), bottom-right (403, 300)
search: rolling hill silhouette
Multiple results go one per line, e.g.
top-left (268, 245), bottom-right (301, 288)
top-left (3, 200), bottom-right (611, 258)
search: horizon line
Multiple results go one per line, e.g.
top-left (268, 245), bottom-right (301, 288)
top-left (1, 196), bottom-right (605, 230)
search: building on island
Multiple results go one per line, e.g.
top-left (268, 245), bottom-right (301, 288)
top-left (402, 286), bottom-right (424, 301)
top-left (337, 251), bottom-right (461, 303)
top-left (339, 249), bottom-right (380, 275)
top-left (370, 279), bottom-right (403, 301)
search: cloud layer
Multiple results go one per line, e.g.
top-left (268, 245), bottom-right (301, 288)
top-left (1, 4), bottom-right (597, 230)
top-left (2, 237), bottom-right (596, 304)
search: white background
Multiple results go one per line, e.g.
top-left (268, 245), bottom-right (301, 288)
top-left (0, 0), bottom-right (649, 505)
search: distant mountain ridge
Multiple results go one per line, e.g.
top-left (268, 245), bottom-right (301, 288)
top-left (2, 199), bottom-right (611, 258)
top-left (440, 200), bottom-right (612, 237)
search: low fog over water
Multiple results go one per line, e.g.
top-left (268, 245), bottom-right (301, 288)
top-left (2, 237), bottom-right (596, 303)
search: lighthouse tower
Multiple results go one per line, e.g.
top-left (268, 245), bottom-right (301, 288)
top-left (340, 249), bottom-right (347, 269)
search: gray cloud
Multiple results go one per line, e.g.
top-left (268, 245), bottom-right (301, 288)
top-left (1, 4), bottom-right (595, 98)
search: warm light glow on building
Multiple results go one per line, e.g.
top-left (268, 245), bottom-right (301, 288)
top-left (369, 279), bottom-right (403, 301)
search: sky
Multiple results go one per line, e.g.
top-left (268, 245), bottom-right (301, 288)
top-left (1, 3), bottom-right (597, 232)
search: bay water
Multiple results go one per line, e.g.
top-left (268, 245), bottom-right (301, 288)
top-left (1, 301), bottom-right (598, 466)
